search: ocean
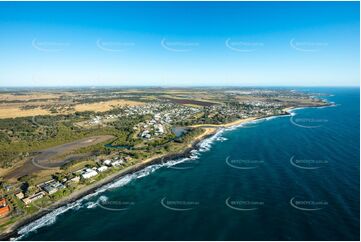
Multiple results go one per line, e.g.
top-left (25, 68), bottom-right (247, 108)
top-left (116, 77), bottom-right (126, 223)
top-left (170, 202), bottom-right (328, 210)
top-left (17, 87), bottom-right (359, 241)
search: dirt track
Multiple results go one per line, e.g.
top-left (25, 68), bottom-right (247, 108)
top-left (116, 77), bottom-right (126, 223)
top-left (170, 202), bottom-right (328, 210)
top-left (5, 135), bottom-right (114, 180)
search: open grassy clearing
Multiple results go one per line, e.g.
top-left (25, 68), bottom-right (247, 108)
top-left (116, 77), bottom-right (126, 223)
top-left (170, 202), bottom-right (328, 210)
top-left (74, 99), bottom-right (144, 112)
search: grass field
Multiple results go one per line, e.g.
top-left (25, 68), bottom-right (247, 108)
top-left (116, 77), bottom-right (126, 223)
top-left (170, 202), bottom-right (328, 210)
top-left (0, 105), bottom-right (50, 118)
top-left (0, 93), bottom-right (61, 101)
top-left (0, 97), bottom-right (144, 119)
top-left (73, 99), bottom-right (144, 112)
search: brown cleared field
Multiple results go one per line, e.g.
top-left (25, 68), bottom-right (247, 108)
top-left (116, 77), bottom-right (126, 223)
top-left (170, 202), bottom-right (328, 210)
top-left (74, 99), bottom-right (144, 112)
top-left (0, 97), bottom-right (144, 119)
top-left (0, 99), bottom-right (65, 118)
top-left (0, 105), bottom-right (50, 118)
top-left (0, 93), bottom-right (62, 101)
top-left (0, 92), bottom-right (70, 119)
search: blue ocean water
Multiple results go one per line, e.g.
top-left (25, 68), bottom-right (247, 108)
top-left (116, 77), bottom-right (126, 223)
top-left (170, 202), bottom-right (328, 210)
top-left (18, 87), bottom-right (359, 241)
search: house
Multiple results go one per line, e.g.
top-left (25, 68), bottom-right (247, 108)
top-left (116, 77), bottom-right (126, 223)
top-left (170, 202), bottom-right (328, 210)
top-left (2, 184), bottom-right (12, 192)
top-left (0, 198), bottom-right (6, 207)
top-left (116, 158), bottom-right (125, 163)
top-left (0, 205), bottom-right (10, 217)
top-left (22, 192), bottom-right (45, 205)
top-left (103, 159), bottom-right (112, 166)
top-left (15, 192), bottom-right (25, 200)
top-left (42, 184), bottom-right (58, 195)
top-left (66, 176), bottom-right (80, 185)
top-left (141, 130), bottom-right (151, 139)
top-left (111, 160), bottom-right (123, 167)
top-left (0, 198), bottom-right (10, 218)
top-left (70, 176), bottom-right (80, 183)
top-left (39, 180), bottom-right (65, 195)
top-left (97, 166), bottom-right (108, 172)
top-left (81, 169), bottom-right (98, 179)
top-left (124, 156), bottom-right (132, 162)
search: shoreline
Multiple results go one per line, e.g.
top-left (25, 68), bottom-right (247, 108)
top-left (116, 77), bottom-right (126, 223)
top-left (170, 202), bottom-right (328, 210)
top-left (189, 117), bottom-right (260, 128)
top-left (0, 103), bottom-right (330, 240)
top-left (0, 127), bottom-right (218, 240)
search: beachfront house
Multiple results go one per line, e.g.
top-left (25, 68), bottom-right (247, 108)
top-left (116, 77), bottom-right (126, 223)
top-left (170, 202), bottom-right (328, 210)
top-left (97, 166), bottom-right (108, 172)
top-left (42, 184), bottom-right (58, 195)
top-left (38, 180), bottom-right (65, 195)
top-left (15, 192), bottom-right (25, 199)
top-left (70, 176), bottom-right (80, 183)
top-left (22, 192), bottom-right (46, 205)
top-left (66, 176), bottom-right (80, 185)
top-left (103, 159), bottom-right (112, 166)
top-left (81, 169), bottom-right (98, 179)
top-left (111, 160), bottom-right (123, 167)
top-left (0, 198), bottom-right (10, 217)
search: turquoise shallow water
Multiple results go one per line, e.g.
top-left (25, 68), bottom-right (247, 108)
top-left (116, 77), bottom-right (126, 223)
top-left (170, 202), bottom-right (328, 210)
top-left (18, 87), bottom-right (359, 241)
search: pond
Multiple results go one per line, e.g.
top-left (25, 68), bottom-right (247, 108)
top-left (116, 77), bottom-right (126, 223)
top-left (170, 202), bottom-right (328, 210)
top-left (171, 126), bottom-right (189, 138)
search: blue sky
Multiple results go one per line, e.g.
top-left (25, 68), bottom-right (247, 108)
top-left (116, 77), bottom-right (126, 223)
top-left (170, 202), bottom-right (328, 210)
top-left (0, 1), bottom-right (359, 87)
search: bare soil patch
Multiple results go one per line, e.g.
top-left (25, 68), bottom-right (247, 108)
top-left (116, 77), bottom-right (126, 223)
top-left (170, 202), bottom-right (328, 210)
top-left (4, 135), bottom-right (114, 180)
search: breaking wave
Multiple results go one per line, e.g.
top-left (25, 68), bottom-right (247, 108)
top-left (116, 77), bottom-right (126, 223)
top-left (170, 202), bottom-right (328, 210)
top-left (14, 127), bottom-right (226, 240)
top-left (14, 113), bottom-right (292, 240)
top-left (216, 137), bottom-right (228, 142)
top-left (85, 196), bottom-right (108, 209)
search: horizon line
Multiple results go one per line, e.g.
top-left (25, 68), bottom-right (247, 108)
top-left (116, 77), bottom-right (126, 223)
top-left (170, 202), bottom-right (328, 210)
top-left (0, 85), bottom-right (359, 88)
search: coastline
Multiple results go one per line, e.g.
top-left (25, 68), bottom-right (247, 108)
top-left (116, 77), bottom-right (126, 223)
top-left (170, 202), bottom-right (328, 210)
top-left (190, 117), bottom-right (260, 128)
top-left (0, 127), bottom-right (218, 240)
top-left (0, 103), bottom-right (330, 240)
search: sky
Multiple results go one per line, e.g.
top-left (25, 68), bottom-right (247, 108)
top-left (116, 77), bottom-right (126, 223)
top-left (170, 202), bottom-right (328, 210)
top-left (0, 1), bottom-right (359, 87)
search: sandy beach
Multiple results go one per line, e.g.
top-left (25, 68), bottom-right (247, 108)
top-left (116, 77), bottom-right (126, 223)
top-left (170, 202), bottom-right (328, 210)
top-left (190, 117), bottom-right (260, 128)
top-left (282, 107), bottom-right (295, 113)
